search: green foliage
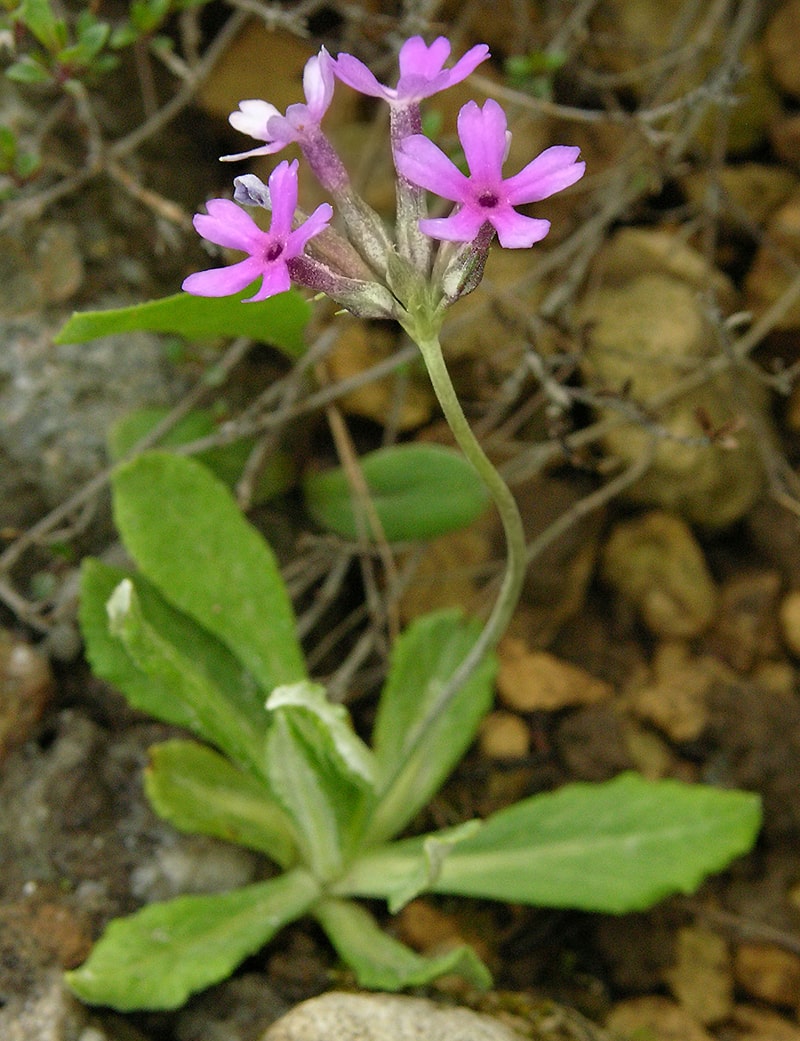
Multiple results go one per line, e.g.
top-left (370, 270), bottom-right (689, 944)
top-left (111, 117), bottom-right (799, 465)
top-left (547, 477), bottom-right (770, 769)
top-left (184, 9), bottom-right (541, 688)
top-left (108, 407), bottom-right (295, 505)
top-left (504, 49), bottom-right (567, 100)
top-left (336, 773), bottom-right (762, 914)
top-left (65, 871), bottom-right (321, 1011)
top-left (145, 740), bottom-right (297, 866)
top-left (111, 453), bottom-right (306, 694)
top-left (6, 0), bottom-right (217, 89)
top-left (6, 0), bottom-right (117, 86)
top-left (55, 288), bottom-right (311, 358)
top-left (304, 443), bottom-right (490, 541)
top-left (0, 125), bottom-right (40, 193)
top-left (69, 452), bottom-right (762, 1011)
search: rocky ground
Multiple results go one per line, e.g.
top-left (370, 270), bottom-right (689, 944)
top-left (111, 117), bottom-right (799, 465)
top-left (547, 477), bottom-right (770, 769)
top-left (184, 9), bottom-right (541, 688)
top-left (3, 1), bottom-right (800, 1039)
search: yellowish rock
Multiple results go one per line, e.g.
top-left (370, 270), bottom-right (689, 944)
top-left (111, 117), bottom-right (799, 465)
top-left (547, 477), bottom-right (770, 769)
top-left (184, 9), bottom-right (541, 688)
top-left (682, 165), bottom-right (798, 234)
top-left (665, 925), bottom-right (733, 1025)
top-left (745, 191), bottom-right (800, 329)
top-left (606, 995), bottom-right (714, 1041)
top-left (0, 630), bottom-right (55, 759)
top-left (602, 511), bottom-right (718, 638)
top-left (732, 1004), bottom-right (800, 1041)
top-left (778, 589), bottom-right (800, 657)
top-left (579, 268), bottom-right (768, 527)
top-left (734, 943), bottom-right (800, 1008)
top-left (765, 0), bottom-right (800, 99)
top-left (478, 711), bottom-right (530, 760)
top-left (325, 321), bottom-right (434, 431)
top-left (497, 639), bottom-right (613, 712)
top-left (627, 641), bottom-right (726, 743)
top-left (589, 228), bottom-right (737, 306)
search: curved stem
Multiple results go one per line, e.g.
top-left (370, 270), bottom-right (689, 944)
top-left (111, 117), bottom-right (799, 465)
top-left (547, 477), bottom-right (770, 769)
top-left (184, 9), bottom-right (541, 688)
top-left (400, 333), bottom-right (527, 758)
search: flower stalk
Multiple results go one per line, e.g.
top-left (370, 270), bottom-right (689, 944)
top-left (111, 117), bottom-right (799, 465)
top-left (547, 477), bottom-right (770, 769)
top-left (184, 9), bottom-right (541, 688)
top-left (182, 33), bottom-right (586, 719)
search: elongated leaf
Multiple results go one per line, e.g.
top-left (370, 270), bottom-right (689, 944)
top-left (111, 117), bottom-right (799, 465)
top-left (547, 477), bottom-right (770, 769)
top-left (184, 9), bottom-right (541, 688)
top-left (107, 579), bottom-right (264, 773)
top-left (80, 559), bottom-right (265, 741)
top-left (263, 683), bottom-right (376, 879)
top-left (267, 682), bottom-right (376, 791)
top-left (145, 740), bottom-right (297, 867)
top-left (314, 898), bottom-right (492, 992)
top-left (65, 869), bottom-right (320, 1011)
top-left (342, 774), bottom-right (761, 914)
top-left (112, 452), bottom-right (306, 694)
top-left (55, 287), bottom-right (309, 357)
top-left (266, 712), bottom-right (345, 882)
top-left (108, 406), bottom-right (295, 504)
top-left (363, 610), bottom-right (495, 846)
top-left (304, 444), bottom-right (490, 542)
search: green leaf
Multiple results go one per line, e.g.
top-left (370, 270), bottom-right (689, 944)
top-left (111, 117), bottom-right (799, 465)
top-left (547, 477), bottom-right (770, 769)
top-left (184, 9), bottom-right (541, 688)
top-left (363, 610), bottom-right (496, 846)
top-left (107, 578), bottom-right (265, 774)
top-left (18, 0), bottom-right (66, 51)
top-left (59, 23), bottom-right (110, 67)
top-left (80, 559), bottom-right (266, 742)
top-left (145, 740), bottom-right (297, 867)
top-left (5, 55), bottom-right (52, 84)
top-left (267, 682), bottom-right (376, 791)
top-left (108, 407), bottom-right (295, 505)
top-left (265, 714), bottom-right (343, 881)
top-left (111, 452), bottom-right (306, 695)
top-left (314, 898), bottom-right (492, 992)
top-left (304, 444), bottom-right (490, 542)
top-left (65, 869), bottom-right (320, 1011)
top-left (342, 774), bottom-right (762, 914)
top-left (54, 287), bottom-right (310, 357)
top-left (264, 684), bottom-right (373, 881)
top-left (383, 820), bottom-right (482, 913)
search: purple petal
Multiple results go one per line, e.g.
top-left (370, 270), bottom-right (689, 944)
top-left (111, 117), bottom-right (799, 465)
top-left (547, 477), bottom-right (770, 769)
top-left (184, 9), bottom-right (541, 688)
top-left (397, 36), bottom-right (450, 79)
top-left (193, 199), bottom-right (264, 252)
top-left (264, 113), bottom-right (298, 147)
top-left (303, 48), bottom-right (335, 118)
top-left (418, 206), bottom-right (486, 243)
top-left (504, 146), bottom-right (585, 204)
top-left (491, 209), bottom-right (551, 248)
top-left (246, 263), bottom-right (291, 301)
top-left (458, 99), bottom-right (507, 185)
top-left (395, 135), bottom-right (470, 202)
top-left (332, 53), bottom-right (390, 99)
top-left (286, 202), bottom-right (333, 256)
top-left (182, 256), bottom-right (263, 297)
top-left (220, 143), bottom-right (283, 162)
top-left (267, 161), bottom-right (300, 237)
top-left (229, 100), bottom-right (281, 141)
top-left (443, 43), bottom-right (490, 86)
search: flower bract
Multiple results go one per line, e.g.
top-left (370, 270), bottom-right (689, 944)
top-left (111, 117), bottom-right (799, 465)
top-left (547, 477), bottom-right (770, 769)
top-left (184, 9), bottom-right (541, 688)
top-left (395, 99), bottom-right (586, 248)
top-left (182, 160), bottom-right (332, 302)
top-left (333, 35), bottom-right (489, 104)
top-left (222, 48), bottom-right (335, 161)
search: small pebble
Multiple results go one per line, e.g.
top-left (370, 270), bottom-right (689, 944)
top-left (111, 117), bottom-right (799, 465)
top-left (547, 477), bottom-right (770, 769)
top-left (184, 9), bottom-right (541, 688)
top-left (478, 711), bottom-right (530, 760)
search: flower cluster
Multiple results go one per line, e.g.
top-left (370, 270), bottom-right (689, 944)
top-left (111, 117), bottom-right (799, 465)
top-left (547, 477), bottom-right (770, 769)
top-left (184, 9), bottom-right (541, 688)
top-left (183, 35), bottom-right (585, 335)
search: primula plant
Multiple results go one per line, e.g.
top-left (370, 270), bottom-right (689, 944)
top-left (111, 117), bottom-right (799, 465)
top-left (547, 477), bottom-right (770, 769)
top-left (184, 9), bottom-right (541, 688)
top-left (66, 35), bottom-right (762, 1012)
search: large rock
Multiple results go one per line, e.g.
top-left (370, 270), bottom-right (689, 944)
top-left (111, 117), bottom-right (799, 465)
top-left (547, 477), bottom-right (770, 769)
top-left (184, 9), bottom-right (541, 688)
top-left (262, 993), bottom-right (527, 1041)
top-left (578, 238), bottom-right (769, 527)
top-left (0, 308), bottom-right (187, 530)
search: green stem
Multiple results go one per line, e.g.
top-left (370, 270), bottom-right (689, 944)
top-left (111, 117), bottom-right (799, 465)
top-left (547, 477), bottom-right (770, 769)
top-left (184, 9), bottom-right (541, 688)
top-left (401, 333), bottom-right (527, 758)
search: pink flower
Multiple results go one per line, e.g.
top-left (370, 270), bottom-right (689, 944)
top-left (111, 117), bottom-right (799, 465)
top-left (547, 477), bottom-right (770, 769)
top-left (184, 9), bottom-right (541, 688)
top-left (221, 48), bottom-right (335, 161)
top-left (182, 160), bottom-right (332, 302)
top-left (395, 99), bottom-right (586, 248)
top-left (333, 35), bottom-right (489, 104)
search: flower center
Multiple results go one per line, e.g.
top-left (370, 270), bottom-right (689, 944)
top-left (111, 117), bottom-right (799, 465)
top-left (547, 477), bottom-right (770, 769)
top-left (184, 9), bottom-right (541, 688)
top-left (477, 190), bottom-right (499, 209)
top-left (265, 241), bottom-right (284, 263)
